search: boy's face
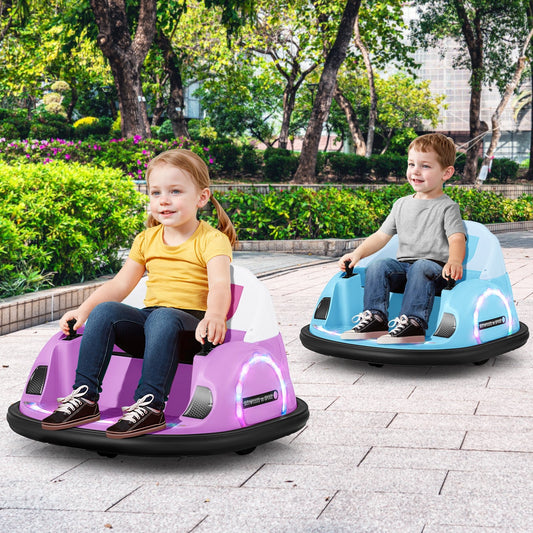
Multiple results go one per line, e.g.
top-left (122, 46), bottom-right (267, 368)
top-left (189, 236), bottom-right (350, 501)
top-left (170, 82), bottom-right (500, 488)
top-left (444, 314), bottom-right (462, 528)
top-left (406, 149), bottom-right (455, 199)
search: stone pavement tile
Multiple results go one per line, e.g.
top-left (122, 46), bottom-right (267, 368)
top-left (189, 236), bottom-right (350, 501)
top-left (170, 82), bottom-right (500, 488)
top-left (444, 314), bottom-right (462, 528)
top-left (301, 395), bottom-right (338, 411)
top-left (408, 385), bottom-right (533, 402)
top-left (326, 396), bottom-right (478, 415)
top-left (0, 455), bottom-right (92, 483)
top-left (462, 430), bottom-right (533, 453)
top-left (242, 462), bottom-right (447, 494)
top-left (297, 359), bottom-right (365, 385)
top-left (296, 381), bottom-right (417, 400)
top-left (389, 413), bottom-right (533, 433)
top-left (360, 447), bottom-right (533, 472)
top-left (423, 526), bottom-right (516, 533)
top-left (441, 470), bottom-right (533, 496)
top-left (487, 375), bottom-right (533, 390)
top-left (307, 410), bottom-right (395, 429)
top-left (295, 424), bottom-right (465, 449)
top-left (0, 479), bottom-right (141, 512)
top-left (0, 508), bottom-right (204, 533)
top-left (322, 491), bottom-right (533, 531)
top-left (476, 398), bottom-right (533, 417)
top-left (109, 484), bottom-right (332, 520)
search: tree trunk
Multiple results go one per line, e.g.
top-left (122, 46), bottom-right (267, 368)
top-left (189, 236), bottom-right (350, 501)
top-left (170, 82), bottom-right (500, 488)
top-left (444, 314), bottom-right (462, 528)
top-left (293, 0), bottom-right (362, 183)
top-left (353, 13), bottom-right (376, 157)
top-left (482, 30), bottom-right (533, 169)
top-left (454, 0), bottom-right (484, 183)
top-left (333, 84), bottom-right (366, 155)
top-left (90, 0), bottom-right (156, 139)
top-left (155, 30), bottom-right (189, 139)
top-left (279, 76), bottom-right (297, 150)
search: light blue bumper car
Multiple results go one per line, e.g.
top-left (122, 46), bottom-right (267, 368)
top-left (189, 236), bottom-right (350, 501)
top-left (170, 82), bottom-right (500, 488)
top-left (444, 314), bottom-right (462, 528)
top-left (300, 221), bottom-right (529, 365)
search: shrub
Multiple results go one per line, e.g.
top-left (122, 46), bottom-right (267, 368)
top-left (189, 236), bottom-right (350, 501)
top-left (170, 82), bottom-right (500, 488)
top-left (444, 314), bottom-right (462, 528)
top-left (241, 145), bottom-right (262, 174)
top-left (0, 108), bottom-right (31, 139)
top-left (327, 153), bottom-right (369, 180)
top-left (209, 141), bottom-right (242, 173)
top-left (263, 153), bottom-right (299, 181)
top-left (203, 184), bottom-right (532, 241)
top-left (29, 111), bottom-right (73, 139)
top-left (489, 158), bottom-right (519, 183)
top-left (370, 154), bottom-right (407, 180)
top-left (73, 117), bottom-right (113, 140)
top-left (157, 119), bottom-right (174, 141)
top-left (0, 161), bottom-right (146, 297)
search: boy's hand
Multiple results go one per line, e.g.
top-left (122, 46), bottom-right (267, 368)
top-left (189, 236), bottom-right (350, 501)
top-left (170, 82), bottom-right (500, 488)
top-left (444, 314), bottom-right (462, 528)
top-left (338, 252), bottom-right (359, 270)
top-left (442, 262), bottom-right (463, 281)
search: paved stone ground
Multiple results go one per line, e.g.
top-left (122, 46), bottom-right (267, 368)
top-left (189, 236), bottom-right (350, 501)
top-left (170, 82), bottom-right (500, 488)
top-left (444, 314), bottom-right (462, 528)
top-left (1, 232), bottom-right (532, 532)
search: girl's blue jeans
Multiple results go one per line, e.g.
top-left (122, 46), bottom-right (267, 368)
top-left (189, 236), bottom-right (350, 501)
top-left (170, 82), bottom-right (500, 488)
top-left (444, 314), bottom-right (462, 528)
top-left (73, 302), bottom-right (201, 410)
top-left (363, 258), bottom-right (447, 330)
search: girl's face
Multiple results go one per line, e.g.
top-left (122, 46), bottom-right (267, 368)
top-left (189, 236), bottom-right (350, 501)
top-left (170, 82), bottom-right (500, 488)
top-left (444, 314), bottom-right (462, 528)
top-left (148, 163), bottom-right (210, 236)
top-left (406, 149), bottom-right (455, 199)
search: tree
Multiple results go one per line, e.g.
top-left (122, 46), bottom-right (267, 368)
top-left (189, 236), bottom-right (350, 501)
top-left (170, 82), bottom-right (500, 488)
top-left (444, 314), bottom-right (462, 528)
top-left (482, 27), bottom-right (533, 171)
top-left (411, 0), bottom-right (530, 183)
top-left (90, 0), bottom-right (157, 139)
top-left (293, 0), bottom-right (362, 183)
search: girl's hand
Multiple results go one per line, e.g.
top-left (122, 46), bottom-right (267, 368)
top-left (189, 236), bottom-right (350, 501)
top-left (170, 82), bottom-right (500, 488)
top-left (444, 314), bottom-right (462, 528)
top-left (195, 315), bottom-right (227, 346)
top-left (59, 309), bottom-right (88, 335)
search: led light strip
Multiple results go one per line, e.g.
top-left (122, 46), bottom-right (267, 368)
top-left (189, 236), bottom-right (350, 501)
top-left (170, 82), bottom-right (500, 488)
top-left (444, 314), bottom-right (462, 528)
top-left (235, 352), bottom-right (287, 428)
top-left (473, 288), bottom-right (513, 344)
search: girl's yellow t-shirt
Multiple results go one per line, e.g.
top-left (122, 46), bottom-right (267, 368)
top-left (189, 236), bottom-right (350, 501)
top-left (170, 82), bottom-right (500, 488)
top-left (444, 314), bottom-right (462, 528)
top-left (129, 221), bottom-right (232, 311)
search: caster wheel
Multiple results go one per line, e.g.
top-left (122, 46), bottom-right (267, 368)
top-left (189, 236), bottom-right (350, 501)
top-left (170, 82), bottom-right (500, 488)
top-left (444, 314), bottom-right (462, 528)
top-left (368, 363), bottom-right (384, 368)
top-left (235, 447), bottom-right (256, 455)
top-left (97, 451), bottom-right (117, 458)
top-left (473, 359), bottom-right (489, 366)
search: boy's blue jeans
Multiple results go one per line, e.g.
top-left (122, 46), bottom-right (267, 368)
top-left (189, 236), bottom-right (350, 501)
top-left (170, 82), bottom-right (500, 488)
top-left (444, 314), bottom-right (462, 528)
top-left (364, 258), bottom-right (447, 330)
top-left (73, 302), bottom-right (201, 410)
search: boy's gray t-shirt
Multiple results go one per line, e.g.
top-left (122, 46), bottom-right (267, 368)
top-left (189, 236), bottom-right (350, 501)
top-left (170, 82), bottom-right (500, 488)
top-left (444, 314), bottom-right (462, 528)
top-left (380, 194), bottom-right (466, 264)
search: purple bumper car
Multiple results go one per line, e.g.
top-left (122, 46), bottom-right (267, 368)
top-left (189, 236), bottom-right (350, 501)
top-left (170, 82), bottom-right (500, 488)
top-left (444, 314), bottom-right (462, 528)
top-left (7, 265), bottom-right (309, 457)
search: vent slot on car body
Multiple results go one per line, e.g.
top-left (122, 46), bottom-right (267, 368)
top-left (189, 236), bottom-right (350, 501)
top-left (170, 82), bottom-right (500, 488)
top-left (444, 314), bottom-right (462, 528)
top-left (25, 365), bottom-right (48, 395)
top-left (182, 386), bottom-right (213, 419)
top-left (433, 313), bottom-right (457, 338)
top-left (314, 297), bottom-right (331, 320)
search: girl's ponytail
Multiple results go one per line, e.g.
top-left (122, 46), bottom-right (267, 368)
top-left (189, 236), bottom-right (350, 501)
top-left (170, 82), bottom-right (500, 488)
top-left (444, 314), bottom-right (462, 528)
top-left (211, 194), bottom-right (237, 247)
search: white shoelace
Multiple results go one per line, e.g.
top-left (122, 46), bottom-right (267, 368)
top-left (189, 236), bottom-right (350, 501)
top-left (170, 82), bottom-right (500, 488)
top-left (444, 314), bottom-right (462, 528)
top-left (351, 310), bottom-right (374, 330)
top-left (388, 315), bottom-right (410, 335)
top-left (120, 394), bottom-right (156, 423)
top-left (56, 385), bottom-right (90, 414)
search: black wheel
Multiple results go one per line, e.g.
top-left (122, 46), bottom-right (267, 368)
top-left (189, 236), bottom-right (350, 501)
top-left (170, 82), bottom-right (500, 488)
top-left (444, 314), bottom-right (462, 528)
top-left (97, 451), bottom-right (117, 458)
top-left (473, 359), bottom-right (489, 366)
top-left (368, 363), bottom-right (384, 368)
top-left (235, 447), bottom-right (256, 455)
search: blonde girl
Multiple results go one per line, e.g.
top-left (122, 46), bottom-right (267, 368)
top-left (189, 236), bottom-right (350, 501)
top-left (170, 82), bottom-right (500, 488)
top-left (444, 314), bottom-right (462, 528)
top-left (42, 149), bottom-right (236, 439)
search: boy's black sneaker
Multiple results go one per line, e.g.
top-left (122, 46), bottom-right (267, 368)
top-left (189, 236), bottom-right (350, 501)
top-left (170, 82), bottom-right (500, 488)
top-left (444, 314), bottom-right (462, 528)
top-left (341, 310), bottom-right (388, 339)
top-left (42, 385), bottom-right (100, 430)
top-left (377, 315), bottom-right (426, 344)
top-left (106, 394), bottom-right (166, 439)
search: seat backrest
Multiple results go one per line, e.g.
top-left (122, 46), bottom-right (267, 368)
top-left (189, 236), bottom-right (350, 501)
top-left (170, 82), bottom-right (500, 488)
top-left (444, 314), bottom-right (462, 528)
top-left (357, 220), bottom-right (506, 281)
top-left (121, 264), bottom-right (280, 343)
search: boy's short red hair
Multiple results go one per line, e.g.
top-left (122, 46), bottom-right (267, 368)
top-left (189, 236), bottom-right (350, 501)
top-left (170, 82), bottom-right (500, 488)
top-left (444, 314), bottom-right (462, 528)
top-left (408, 133), bottom-right (456, 168)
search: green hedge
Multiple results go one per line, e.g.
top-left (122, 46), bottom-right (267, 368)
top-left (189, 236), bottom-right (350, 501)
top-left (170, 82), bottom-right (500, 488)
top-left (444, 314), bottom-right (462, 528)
top-left (0, 162), bottom-right (146, 298)
top-left (203, 184), bottom-right (533, 240)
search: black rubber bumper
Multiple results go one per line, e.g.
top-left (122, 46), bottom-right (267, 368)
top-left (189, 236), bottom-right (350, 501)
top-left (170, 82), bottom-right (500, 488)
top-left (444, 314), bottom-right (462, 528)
top-left (7, 398), bottom-right (309, 457)
top-left (300, 322), bottom-right (529, 365)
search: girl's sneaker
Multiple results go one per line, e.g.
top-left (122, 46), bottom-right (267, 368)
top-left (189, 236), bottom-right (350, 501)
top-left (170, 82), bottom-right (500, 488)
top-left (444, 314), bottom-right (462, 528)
top-left (377, 315), bottom-right (426, 344)
top-left (42, 385), bottom-right (100, 430)
top-left (106, 394), bottom-right (166, 439)
top-left (341, 310), bottom-right (388, 339)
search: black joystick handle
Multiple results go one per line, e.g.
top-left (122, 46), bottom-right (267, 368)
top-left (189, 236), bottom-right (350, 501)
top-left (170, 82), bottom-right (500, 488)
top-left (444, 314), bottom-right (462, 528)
top-left (344, 260), bottom-right (354, 279)
top-left (197, 339), bottom-right (216, 356)
top-left (444, 275), bottom-right (456, 291)
top-left (64, 318), bottom-right (81, 340)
